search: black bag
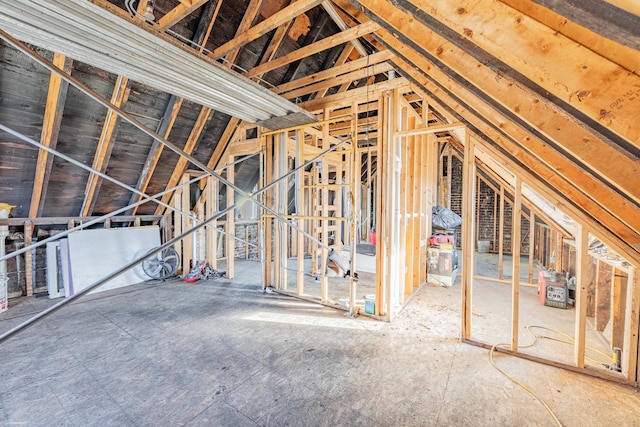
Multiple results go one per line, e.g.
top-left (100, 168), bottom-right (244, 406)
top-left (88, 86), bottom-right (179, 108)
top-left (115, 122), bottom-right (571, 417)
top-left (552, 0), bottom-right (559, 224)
top-left (432, 205), bottom-right (462, 230)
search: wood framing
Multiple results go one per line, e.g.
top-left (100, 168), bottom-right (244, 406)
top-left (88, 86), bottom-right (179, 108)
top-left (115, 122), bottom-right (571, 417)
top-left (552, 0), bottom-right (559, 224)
top-left (461, 129), bottom-right (475, 339)
top-left (245, 21), bottom-right (380, 78)
top-left (2, 0), bottom-right (640, 389)
top-left (511, 177), bottom-right (522, 350)
top-left (81, 75), bottom-right (131, 216)
top-left (211, 0), bottom-right (324, 59)
top-left (29, 53), bottom-right (72, 218)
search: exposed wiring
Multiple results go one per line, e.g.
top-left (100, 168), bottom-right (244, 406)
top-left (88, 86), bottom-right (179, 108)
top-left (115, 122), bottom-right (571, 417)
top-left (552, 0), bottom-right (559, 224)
top-left (489, 342), bottom-right (564, 427)
top-left (490, 325), bottom-right (618, 427)
top-left (522, 325), bottom-right (614, 367)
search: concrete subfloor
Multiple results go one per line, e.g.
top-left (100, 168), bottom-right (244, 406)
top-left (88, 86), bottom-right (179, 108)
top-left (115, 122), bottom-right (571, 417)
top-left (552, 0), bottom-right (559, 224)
top-left (1, 258), bottom-right (639, 426)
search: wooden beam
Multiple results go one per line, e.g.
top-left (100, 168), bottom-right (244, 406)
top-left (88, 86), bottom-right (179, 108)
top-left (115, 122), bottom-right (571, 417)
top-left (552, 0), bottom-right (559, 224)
top-left (603, 0), bottom-right (640, 16)
top-left (466, 150), bottom-right (573, 239)
top-left (299, 78), bottom-right (411, 112)
top-left (406, 0), bottom-right (640, 150)
top-left (394, 122), bottom-right (466, 138)
top-left (315, 44), bottom-right (355, 99)
top-left (574, 223), bottom-right (589, 368)
top-left (498, 186), bottom-right (505, 279)
top-left (226, 155), bottom-right (235, 279)
top-left (320, 110), bottom-right (330, 302)
top-left (621, 266), bottom-right (639, 381)
top-left (387, 52), bottom-right (640, 262)
top-left (347, 2), bottom-right (640, 214)
top-left (154, 106), bottom-right (213, 215)
top-left (321, 0), bottom-right (368, 55)
top-left (205, 176), bottom-right (219, 268)
top-left (221, 0), bottom-right (264, 66)
top-left (461, 129), bottom-right (475, 339)
top-left (397, 92), bottom-right (408, 301)
top-left (245, 20), bottom-right (380, 78)
top-left (498, 0), bottom-right (640, 73)
top-left (611, 268), bottom-right (627, 351)
top-left (404, 117), bottom-right (416, 292)
top-left (24, 221), bottom-right (34, 297)
top-left (529, 212), bottom-right (535, 283)
top-left (227, 137), bottom-right (261, 157)
top-left (192, 0), bottom-right (223, 52)
top-left (156, 0), bottom-right (209, 30)
top-left (81, 75), bottom-right (130, 216)
top-left (296, 130), bottom-right (305, 294)
top-left (29, 53), bottom-right (72, 218)
top-left (129, 97), bottom-right (184, 215)
top-left (511, 177), bottom-right (522, 350)
top-left (211, 0), bottom-right (324, 59)
top-left (264, 135), bottom-right (274, 286)
top-left (205, 8), bottom-right (294, 173)
top-left (375, 94), bottom-right (387, 316)
top-left (279, 62), bottom-right (394, 100)
top-left (130, 1), bottom-right (215, 213)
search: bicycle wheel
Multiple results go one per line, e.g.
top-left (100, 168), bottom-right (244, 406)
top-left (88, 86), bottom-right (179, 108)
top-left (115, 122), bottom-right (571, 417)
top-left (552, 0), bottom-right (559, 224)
top-left (142, 247), bottom-right (180, 280)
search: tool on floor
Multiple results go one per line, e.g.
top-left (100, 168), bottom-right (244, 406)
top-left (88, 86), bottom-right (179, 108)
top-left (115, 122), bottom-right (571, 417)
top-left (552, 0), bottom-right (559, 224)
top-left (537, 269), bottom-right (575, 308)
top-left (184, 260), bottom-right (226, 283)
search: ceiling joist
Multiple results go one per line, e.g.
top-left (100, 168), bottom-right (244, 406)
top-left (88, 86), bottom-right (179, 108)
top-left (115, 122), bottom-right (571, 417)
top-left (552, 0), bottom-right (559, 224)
top-left (211, 0), bottom-right (324, 59)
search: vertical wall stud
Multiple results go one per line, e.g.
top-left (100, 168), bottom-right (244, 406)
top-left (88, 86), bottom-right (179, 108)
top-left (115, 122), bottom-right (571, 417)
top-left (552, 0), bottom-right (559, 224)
top-left (461, 130), bottom-right (475, 340)
top-left (574, 223), bottom-right (589, 368)
top-left (511, 177), bottom-right (522, 350)
top-left (226, 156), bottom-right (235, 279)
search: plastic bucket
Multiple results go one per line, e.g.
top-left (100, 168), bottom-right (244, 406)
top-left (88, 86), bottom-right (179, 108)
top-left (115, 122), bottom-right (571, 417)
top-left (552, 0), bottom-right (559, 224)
top-left (477, 240), bottom-right (490, 253)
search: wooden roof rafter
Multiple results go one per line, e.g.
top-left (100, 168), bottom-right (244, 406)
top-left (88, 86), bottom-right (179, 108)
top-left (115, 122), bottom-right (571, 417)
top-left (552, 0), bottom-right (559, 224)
top-left (448, 141), bottom-right (574, 238)
top-left (386, 43), bottom-right (640, 238)
top-left (312, 44), bottom-right (356, 99)
top-left (221, 0), bottom-right (264, 66)
top-left (245, 20), bottom-right (380, 78)
top-left (129, 0), bottom-right (221, 215)
top-left (299, 77), bottom-right (410, 112)
top-left (498, 0), bottom-right (640, 74)
top-left (28, 52), bottom-right (73, 218)
top-left (204, 0), bottom-right (306, 174)
top-left (158, 0), bottom-right (266, 213)
top-left (156, 0), bottom-right (266, 214)
top-left (331, 0), bottom-right (640, 254)
top-left (406, 0), bottom-right (640, 152)
top-left (279, 61), bottom-right (394, 99)
top-left (336, 0), bottom-right (640, 208)
top-left (400, 58), bottom-right (640, 262)
top-left (156, 0), bottom-right (209, 29)
top-left (378, 0), bottom-right (639, 204)
top-left (154, 105), bottom-right (213, 215)
top-left (210, 0), bottom-right (325, 59)
top-left (81, 75), bottom-right (131, 216)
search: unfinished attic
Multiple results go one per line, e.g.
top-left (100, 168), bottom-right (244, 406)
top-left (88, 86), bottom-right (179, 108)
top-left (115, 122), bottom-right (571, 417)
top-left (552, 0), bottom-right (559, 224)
top-left (0, 0), bottom-right (639, 424)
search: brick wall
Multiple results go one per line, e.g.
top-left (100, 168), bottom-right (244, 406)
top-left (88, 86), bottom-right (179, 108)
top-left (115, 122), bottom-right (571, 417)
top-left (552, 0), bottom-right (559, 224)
top-left (234, 223), bottom-right (260, 260)
top-left (477, 180), bottom-right (496, 244)
top-left (450, 157), bottom-right (463, 248)
top-left (5, 239), bottom-right (47, 297)
top-left (448, 157), bottom-right (531, 254)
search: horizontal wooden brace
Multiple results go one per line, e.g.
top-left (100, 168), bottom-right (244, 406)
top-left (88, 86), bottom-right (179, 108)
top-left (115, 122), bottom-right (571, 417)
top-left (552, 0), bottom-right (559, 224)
top-left (393, 122), bottom-right (465, 137)
top-left (0, 215), bottom-right (163, 226)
